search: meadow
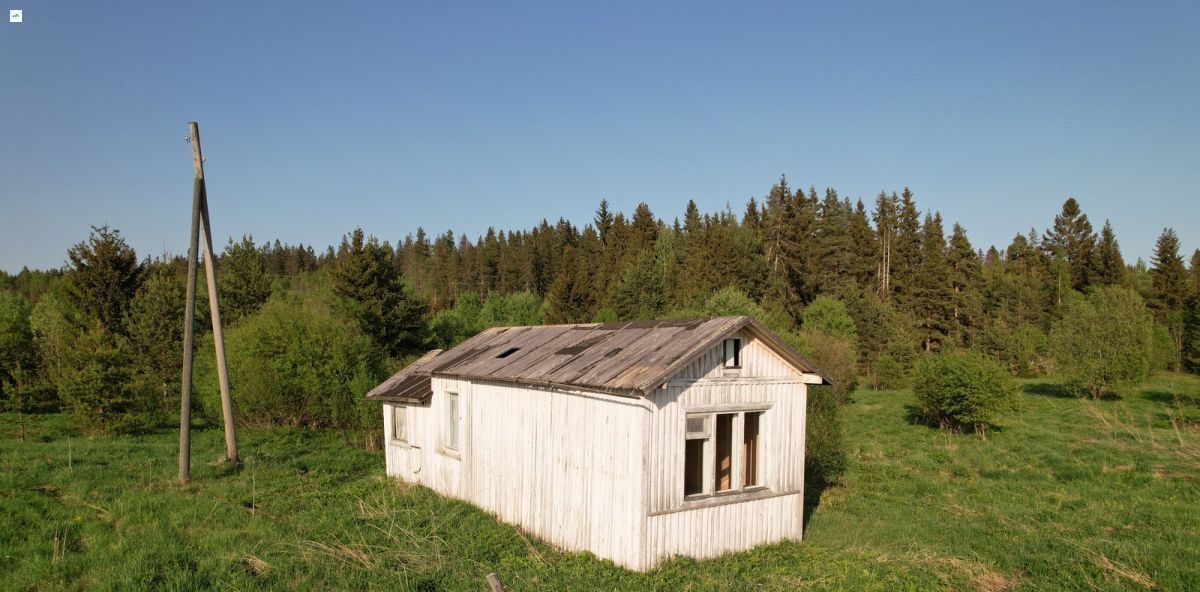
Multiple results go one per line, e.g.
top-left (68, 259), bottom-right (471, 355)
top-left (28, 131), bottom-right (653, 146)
top-left (2, 374), bottom-right (1198, 591)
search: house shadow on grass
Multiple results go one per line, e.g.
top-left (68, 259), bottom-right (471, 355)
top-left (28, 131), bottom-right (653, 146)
top-left (802, 480), bottom-right (829, 534)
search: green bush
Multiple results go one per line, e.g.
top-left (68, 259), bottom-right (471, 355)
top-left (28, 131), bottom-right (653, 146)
top-left (805, 389), bottom-right (845, 487)
top-left (913, 350), bottom-right (1018, 434)
top-left (799, 329), bottom-right (858, 402)
top-left (194, 294), bottom-right (385, 441)
top-left (871, 354), bottom-right (908, 390)
top-left (1051, 286), bottom-right (1153, 399)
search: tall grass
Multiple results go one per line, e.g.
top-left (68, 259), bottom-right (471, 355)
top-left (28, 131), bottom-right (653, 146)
top-left (2, 373), bottom-right (1198, 590)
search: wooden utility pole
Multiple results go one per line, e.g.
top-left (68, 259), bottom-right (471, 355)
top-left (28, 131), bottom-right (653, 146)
top-left (179, 122), bottom-right (239, 485)
top-left (179, 144), bottom-right (202, 485)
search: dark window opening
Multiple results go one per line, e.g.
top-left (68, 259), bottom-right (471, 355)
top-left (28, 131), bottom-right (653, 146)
top-left (743, 412), bottom-right (761, 487)
top-left (496, 347), bottom-right (520, 359)
top-left (715, 413), bottom-right (734, 492)
top-left (684, 439), bottom-right (705, 496)
top-left (724, 338), bottom-right (742, 368)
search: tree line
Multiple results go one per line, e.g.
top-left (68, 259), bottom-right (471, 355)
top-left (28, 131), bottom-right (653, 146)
top-left (1, 177), bottom-right (1198, 468)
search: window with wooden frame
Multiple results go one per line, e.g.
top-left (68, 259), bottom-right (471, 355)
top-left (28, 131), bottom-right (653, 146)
top-left (391, 405), bottom-right (408, 444)
top-left (683, 408), bottom-right (766, 498)
top-left (723, 338), bottom-right (742, 368)
top-left (444, 392), bottom-right (459, 451)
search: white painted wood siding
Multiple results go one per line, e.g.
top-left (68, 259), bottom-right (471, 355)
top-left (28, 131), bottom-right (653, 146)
top-left (672, 330), bottom-right (803, 380)
top-left (640, 367), bottom-right (808, 567)
top-left (384, 377), bottom-right (649, 569)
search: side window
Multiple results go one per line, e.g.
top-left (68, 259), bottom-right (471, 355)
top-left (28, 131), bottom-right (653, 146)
top-left (392, 405), bottom-right (408, 443)
top-left (723, 338), bottom-right (742, 368)
top-left (445, 392), bottom-right (459, 451)
top-left (683, 409), bottom-right (765, 498)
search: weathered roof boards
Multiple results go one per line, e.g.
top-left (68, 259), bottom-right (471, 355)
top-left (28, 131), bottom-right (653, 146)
top-left (367, 316), bottom-right (829, 403)
top-left (369, 316), bottom-right (828, 569)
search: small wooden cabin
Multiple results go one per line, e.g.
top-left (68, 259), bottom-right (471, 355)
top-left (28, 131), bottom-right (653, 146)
top-left (366, 316), bottom-right (829, 570)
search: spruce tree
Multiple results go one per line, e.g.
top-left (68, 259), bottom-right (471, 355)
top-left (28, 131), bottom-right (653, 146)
top-left (1041, 197), bottom-right (1096, 293)
top-left (544, 246), bottom-right (596, 324)
top-left (1150, 228), bottom-right (1189, 314)
top-left (1150, 228), bottom-right (1189, 370)
top-left (848, 199), bottom-right (878, 292)
top-left (66, 225), bottom-right (142, 336)
top-left (947, 223), bottom-right (983, 347)
top-left (913, 213), bottom-right (952, 351)
top-left (332, 228), bottom-right (428, 357)
top-left (1094, 220), bottom-right (1127, 286)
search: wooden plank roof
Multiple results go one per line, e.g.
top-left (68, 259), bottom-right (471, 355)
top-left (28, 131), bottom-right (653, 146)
top-left (366, 316), bottom-right (830, 402)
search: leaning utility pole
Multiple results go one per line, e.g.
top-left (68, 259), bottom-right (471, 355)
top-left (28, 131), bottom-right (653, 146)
top-left (179, 121), bottom-right (239, 485)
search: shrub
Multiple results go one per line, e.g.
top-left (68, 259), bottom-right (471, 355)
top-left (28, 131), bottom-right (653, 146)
top-left (799, 329), bottom-right (857, 402)
top-left (194, 294), bottom-right (385, 441)
top-left (805, 390), bottom-right (845, 486)
top-left (1051, 286), bottom-right (1153, 399)
top-left (801, 296), bottom-right (858, 350)
top-left (913, 350), bottom-right (1018, 434)
top-left (871, 354), bottom-right (908, 390)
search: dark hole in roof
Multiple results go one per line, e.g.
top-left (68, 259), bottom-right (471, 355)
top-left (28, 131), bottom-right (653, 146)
top-left (496, 347), bottom-right (520, 359)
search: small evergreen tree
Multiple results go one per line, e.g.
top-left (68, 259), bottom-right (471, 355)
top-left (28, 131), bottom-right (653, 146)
top-left (66, 225), bottom-right (142, 335)
top-left (1094, 220), bottom-right (1127, 286)
top-left (218, 235), bottom-right (271, 323)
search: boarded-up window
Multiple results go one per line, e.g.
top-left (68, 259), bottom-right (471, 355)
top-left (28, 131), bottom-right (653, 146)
top-left (392, 405), bottom-right (408, 443)
top-left (445, 392), bottom-right (459, 451)
top-left (715, 413), bottom-right (734, 491)
top-left (724, 338), bottom-right (742, 368)
top-left (743, 411), bottom-right (761, 486)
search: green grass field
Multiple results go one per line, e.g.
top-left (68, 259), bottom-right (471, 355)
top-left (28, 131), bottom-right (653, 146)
top-left (2, 374), bottom-right (1198, 591)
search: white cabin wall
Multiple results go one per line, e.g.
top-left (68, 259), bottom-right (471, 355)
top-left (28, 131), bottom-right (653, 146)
top-left (465, 379), bottom-right (649, 570)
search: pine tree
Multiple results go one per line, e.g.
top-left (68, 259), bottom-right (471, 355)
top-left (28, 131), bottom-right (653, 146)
top-left (544, 246), bottom-right (596, 323)
top-left (947, 223), bottom-right (983, 347)
top-left (1184, 292), bottom-right (1200, 374)
top-left (1041, 197), bottom-right (1096, 293)
top-left (913, 213), bottom-right (952, 351)
top-left (1150, 228), bottom-right (1189, 314)
top-left (1190, 249), bottom-right (1200, 297)
top-left (627, 203), bottom-right (659, 258)
top-left (125, 268), bottom-right (188, 415)
top-left (1150, 228), bottom-right (1189, 370)
top-left (872, 191), bottom-right (898, 301)
top-left (891, 188), bottom-right (923, 309)
top-left (66, 225), bottom-right (142, 336)
top-left (814, 190), bottom-right (855, 296)
top-left (218, 235), bottom-right (271, 323)
top-left (332, 228), bottom-right (428, 357)
top-left (848, 199), bottom-right (877, 290)
top-left (1094, 220), bottom-right (1127, 286)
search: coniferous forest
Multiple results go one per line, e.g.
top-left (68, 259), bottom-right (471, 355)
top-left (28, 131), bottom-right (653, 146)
top-left (2, 177), bottom-right (1199, 484)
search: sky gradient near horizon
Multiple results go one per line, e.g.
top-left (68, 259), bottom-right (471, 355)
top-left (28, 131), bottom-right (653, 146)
top-left (1, 1), bottom-right (1198, 273)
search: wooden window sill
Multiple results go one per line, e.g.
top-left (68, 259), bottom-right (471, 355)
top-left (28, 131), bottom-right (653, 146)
top-left (652, 487), bottom-right (791, 517)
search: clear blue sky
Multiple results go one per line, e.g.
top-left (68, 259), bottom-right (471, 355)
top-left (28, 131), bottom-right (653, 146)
top-left (2, 1), bottom-right (1197, 273)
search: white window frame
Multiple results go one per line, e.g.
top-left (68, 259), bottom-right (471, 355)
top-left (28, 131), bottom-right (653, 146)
top-left (391, 404), bottom-right (408, 444)
top-left (443, 392), bottom-right (460, 453)
top-left (683, 405), bottom-right (769, 500)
